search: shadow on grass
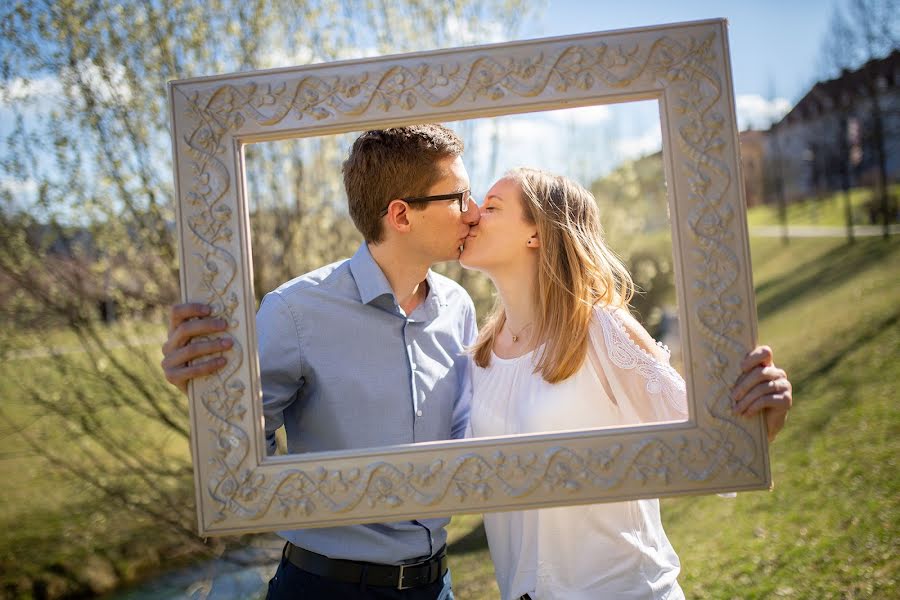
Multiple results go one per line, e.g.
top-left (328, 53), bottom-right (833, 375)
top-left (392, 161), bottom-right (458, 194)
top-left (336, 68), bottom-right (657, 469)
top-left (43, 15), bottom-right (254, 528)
top-left (448, 520), bottom-right (489, 555)
top-left (754, 237), bottom-right (898, 318)
top-left (790, 309), bottom-right (900, 439)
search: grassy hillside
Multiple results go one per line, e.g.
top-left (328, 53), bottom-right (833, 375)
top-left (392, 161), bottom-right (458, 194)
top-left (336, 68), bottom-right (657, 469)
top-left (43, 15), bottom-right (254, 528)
top-left (3, 235), bottom-right (897, 598)
top-left (447, 235), bottom-right (900, 598)
top-left (0, 325), bottom-right (193, 598)
top-left (746, 184), bottom-right (899, 227)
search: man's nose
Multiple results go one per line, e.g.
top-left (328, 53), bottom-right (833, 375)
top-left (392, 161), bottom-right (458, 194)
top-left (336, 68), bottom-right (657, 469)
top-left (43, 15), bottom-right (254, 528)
top-left (463, 202), bottom-right (481, 225)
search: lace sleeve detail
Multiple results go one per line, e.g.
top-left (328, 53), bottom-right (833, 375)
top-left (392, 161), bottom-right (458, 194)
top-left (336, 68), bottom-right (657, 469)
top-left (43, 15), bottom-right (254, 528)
top-left (593, 306), bottom-right (688, 422)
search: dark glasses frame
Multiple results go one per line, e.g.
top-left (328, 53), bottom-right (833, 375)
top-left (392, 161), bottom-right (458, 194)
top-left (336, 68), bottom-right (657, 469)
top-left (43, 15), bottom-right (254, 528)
top-left (379, 189), bottom-right (472, 217)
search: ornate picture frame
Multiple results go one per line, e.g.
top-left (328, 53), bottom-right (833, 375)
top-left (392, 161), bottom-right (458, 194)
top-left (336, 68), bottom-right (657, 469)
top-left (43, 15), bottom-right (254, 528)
top-left (168, 18), bottom-right (768, 536)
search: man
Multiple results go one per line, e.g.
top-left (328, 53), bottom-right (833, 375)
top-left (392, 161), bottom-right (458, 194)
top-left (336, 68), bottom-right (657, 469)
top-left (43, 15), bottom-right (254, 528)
top-left (165, 125), bottom-right (478, 599)
top-left (162, 125), bottom-right (793, 599)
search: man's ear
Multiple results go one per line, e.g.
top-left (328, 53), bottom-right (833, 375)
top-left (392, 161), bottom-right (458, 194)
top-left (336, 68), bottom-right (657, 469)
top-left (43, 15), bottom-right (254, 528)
top-left (527, 232), bottom-right (540, 248)
top-left (385, 200), bottom-right (412, 234)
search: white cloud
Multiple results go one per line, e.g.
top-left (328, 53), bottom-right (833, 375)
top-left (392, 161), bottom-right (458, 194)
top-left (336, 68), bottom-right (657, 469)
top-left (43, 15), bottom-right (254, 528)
top-left (543, 104), bottom-right (612, 126)
top-left (445, 14), bottom-right (507, 46)
top-left (340, 46), bottom-right (382, 60)
top-left (0, 76), bottom-right (63, 141)
top-left (615, 129), bottom-right (662, 160)
top-left (448, 98), bottom-right (665, 191)
top-left (259, 46), bottom-right (317, 69)
top-left (259, 44), bottom-right (383, 69)
top-left (67, 61), bottom-right (133, 104)
top-left (2, 75), bottom-right (63, 105)
top-left (2, 59), bottom-right (135, 112)
top-left (2, 177), bottom-right (38, 196)
top-left (735, 94), bottom-right (791, 130)
top-left (1, 178), bottom-right (39, 210)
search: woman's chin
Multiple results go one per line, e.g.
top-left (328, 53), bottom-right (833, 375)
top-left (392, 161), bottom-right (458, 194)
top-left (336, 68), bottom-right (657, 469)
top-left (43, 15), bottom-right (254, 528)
top-left (459, 249), bottom-right (479, 271)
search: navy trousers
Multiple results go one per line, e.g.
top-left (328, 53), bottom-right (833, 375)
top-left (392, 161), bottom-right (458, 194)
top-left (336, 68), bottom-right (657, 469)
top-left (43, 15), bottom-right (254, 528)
top-left (265, 550), bottom-right (454, 600)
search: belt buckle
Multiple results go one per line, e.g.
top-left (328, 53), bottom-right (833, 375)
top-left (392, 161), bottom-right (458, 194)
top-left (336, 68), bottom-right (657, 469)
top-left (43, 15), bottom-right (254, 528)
top-left (397, 559), bottom-right (431, 590)
top-left (397, 563), bottom-right (413, 590)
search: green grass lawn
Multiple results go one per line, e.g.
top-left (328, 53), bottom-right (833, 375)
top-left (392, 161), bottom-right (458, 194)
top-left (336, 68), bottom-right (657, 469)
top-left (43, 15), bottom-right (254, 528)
top-left (3, 235), bottom-right (898, 598)
top-left (746, 184), bottom-right (899, 227)
top-left (447, 235), bottom-right (900, 598)
top-left (0, 328), bottom-right (195, 598)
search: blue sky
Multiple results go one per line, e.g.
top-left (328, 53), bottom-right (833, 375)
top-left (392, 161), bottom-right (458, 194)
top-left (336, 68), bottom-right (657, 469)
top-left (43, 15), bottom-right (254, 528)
top-left (0, 0), bottom-right (850, 215)
top-left (528, 0), bottom-right (833, 102)
top-left (439, 0), bottom-right (838, 189)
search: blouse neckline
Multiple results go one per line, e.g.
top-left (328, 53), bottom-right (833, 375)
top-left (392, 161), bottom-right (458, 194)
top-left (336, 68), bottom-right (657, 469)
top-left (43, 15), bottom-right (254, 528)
top-left (490, 348), bottom-right (537, 364)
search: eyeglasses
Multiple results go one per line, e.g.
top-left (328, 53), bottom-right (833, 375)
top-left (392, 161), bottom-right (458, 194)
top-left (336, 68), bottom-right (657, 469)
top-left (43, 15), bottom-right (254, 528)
top-left (379, 189), bottom-right (472, 217)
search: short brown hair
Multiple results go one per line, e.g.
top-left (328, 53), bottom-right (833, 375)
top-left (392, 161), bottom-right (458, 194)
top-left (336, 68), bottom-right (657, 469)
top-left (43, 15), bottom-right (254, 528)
top-left (342, 125), bottom-right (464, 243)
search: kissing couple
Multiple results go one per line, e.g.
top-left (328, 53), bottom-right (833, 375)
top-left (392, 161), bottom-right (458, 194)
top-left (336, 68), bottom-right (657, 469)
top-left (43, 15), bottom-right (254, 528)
top-left (162, 124), bottom-right (792, 600)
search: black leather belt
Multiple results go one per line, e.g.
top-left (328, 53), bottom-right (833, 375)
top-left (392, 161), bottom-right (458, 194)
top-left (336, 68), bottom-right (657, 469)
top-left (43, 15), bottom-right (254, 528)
top-left (285, 543), bottom-right (448, 590)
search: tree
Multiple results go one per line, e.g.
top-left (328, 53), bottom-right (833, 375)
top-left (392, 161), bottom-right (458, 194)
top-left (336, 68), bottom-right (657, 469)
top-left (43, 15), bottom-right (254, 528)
top-left (764, 78), bottom-right (791, 246)
top-left (819, 0), bottom-right (899, 239)
top-left (0, 1), bottom-right (530, 595)
top-left (591, 152), bottom-right (676, 337)
top-left (819, 3), bottom-right (859, 242)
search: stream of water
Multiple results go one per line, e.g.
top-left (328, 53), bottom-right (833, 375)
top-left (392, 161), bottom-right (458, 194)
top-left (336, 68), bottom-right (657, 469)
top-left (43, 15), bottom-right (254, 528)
top-left (105, 539), bottom-right (282, 600)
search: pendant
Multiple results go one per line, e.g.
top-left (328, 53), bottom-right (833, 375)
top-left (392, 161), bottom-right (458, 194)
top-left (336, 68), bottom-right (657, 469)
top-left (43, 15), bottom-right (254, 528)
top-left (512, 335), bottom-right (518, 342)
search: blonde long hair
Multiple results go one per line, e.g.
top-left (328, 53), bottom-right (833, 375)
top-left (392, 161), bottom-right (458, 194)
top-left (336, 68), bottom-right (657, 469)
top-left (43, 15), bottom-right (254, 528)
top-left (472, 168), bottom-right (634, 383)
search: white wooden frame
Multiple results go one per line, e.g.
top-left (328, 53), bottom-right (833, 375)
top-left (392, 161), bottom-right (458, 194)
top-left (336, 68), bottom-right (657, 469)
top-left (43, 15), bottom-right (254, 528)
top-left (168, 18), bottom-right (768, 536)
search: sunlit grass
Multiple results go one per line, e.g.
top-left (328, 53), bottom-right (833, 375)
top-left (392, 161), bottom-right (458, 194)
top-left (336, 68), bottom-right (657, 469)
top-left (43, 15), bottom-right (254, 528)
top-left (3, 235), bottom-right (898, 597)
top-left (0, 328), bottom-right (191, 595)
top-left (667, 235), bottom-right (899, 598)
top-left (447, 235), bottom-right (900, 598)
top-left (746, 184), bottom-right (899, 228)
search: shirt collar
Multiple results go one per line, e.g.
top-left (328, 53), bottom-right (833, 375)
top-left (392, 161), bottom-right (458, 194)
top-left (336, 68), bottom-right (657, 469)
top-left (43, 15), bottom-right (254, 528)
top-left (348, 243), bottom-right (394, 306)
top-left (348, 243), bottom-right (445, 319)
top-left (423, 269), bottom-right (446, 307)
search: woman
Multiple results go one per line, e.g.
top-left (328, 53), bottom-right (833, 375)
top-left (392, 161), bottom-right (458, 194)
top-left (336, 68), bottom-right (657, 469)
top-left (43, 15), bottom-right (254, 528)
top-left (460, 168), bottom-right (790, 600)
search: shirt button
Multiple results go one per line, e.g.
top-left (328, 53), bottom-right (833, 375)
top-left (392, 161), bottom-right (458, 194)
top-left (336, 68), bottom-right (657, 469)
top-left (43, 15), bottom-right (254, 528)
top-left (416, 409), bottom-right (423, 417)
top-left (410, 363), bottom-right (417, 370)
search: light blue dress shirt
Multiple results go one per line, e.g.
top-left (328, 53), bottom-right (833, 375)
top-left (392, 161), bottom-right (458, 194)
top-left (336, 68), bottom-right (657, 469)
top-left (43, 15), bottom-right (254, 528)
top-left (256, 243), bottom-right (477, 564)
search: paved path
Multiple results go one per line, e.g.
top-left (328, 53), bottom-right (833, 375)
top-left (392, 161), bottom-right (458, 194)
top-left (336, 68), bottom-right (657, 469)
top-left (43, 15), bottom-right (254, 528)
top-left (750, 224), bottom-right (900, 237)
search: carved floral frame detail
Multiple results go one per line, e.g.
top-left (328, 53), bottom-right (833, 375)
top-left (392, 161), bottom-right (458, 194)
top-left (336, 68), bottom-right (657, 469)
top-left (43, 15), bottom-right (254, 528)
top-left (168, 18), bottom-right (768, 536)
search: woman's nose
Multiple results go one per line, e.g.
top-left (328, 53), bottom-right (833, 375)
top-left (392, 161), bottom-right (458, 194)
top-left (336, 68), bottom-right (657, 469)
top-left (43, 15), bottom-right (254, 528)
top-left (463, 202), bottom-right (481, 225)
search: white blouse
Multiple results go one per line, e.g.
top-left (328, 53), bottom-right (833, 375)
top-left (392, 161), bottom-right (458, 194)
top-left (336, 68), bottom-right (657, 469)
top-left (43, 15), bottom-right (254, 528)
top-left (469, 306), bottom-right (689, 600)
